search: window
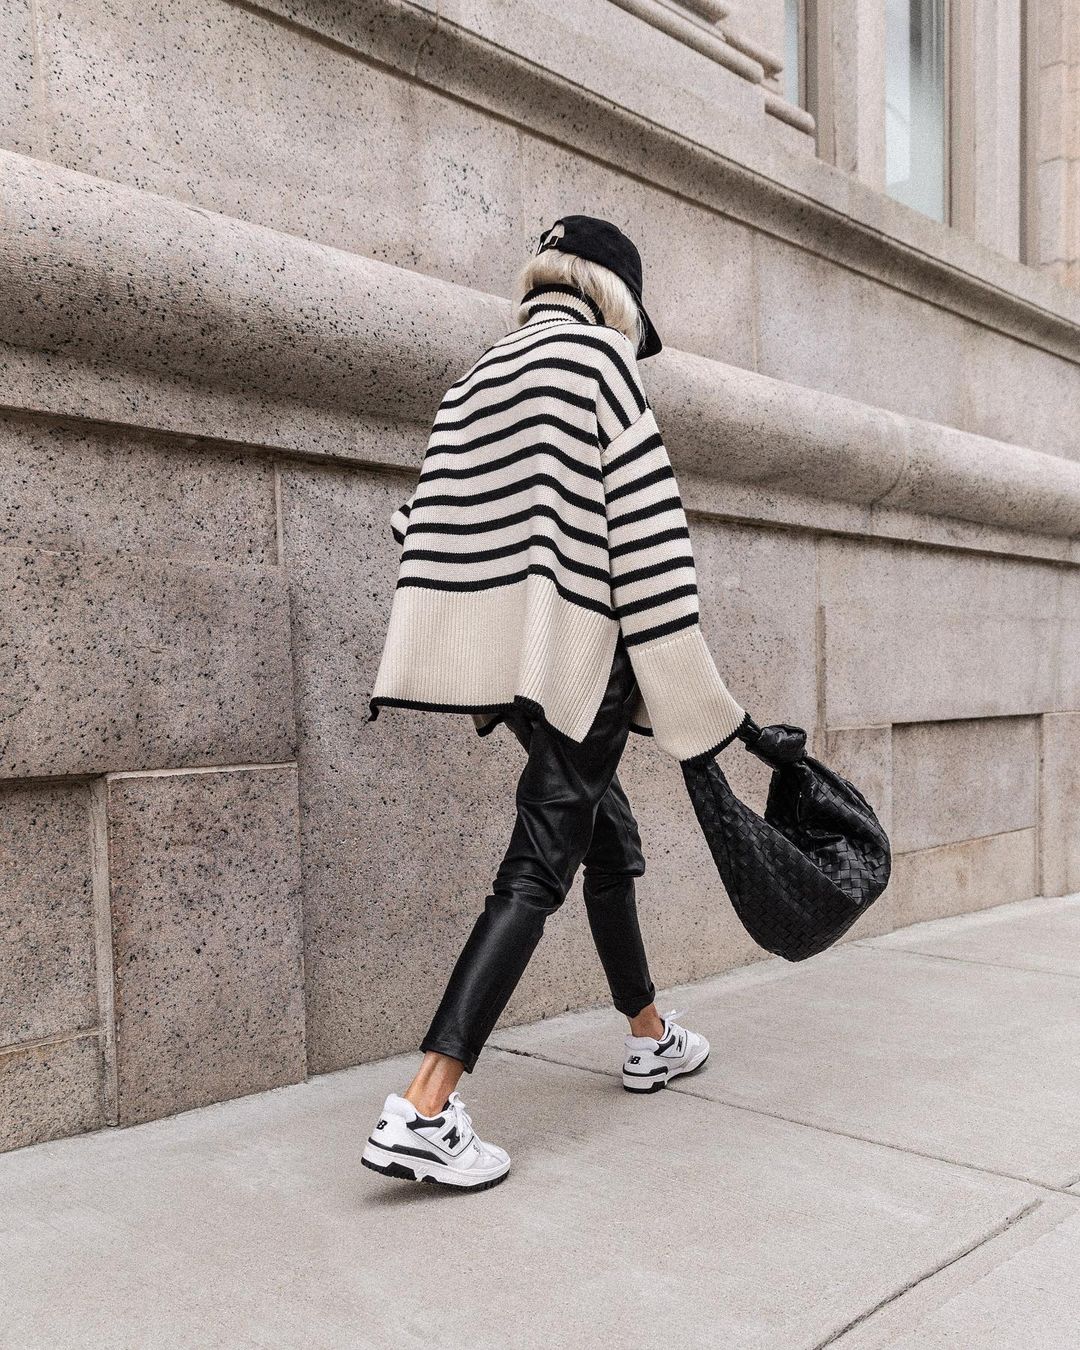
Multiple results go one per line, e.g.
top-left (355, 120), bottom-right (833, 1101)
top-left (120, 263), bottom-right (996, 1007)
top-left (784, 0), bottom-right (805, 108)
top-left (885, 0), bottom-right (948, 221)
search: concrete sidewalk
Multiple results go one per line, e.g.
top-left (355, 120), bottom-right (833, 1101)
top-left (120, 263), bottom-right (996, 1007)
top-left (2, 895), bottom-right (1079, 1349)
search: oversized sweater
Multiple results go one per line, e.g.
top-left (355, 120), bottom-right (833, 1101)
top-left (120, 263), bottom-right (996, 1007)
top-left (366, 282), bottom-right (749, 763)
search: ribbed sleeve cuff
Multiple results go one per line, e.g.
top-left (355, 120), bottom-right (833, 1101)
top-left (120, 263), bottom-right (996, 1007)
top-left (625, 624), bottom-right (745, 762)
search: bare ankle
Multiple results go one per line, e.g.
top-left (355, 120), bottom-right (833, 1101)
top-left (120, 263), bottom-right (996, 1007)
top-left (404, 1087), bottom-right (448, 1118)
top-left (403, 1050), bottom-right (466, 1117)
top-left (628, 1004), bottom-right (665, 1040)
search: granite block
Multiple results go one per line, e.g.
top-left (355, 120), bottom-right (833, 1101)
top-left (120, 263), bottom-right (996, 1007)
top-left (0, 1034), bottom-right (105, 1153)
top-left (1039, 712), bottom-right (1080, 896)
top-left (754, 233), bottom-right (973, 434)
top-left (0, 413), bottom-right (276, 563)
top-left (822, 724), bottom-right (893, 842)
top-left (960, 322), bottom-right (1080, 463)
top-left (1058, 567), bottom-right (1080, 710)
top-left (890, 716), bottom-right (1038, 853)
top-left (107, 766), bottom-right (306, 1125)
top-left (34, 0), bottom-right (522, 294)
top-left (863, 829), bottom-right (1038, 937)
top-left (0, 0), bottom-right (34, 156)
top-left (0, 780), bottom-right (97, 1045)
top-left (818, 536), bottom-right (1061, 727)
top-left (0, 547), bottom-right (295, 778)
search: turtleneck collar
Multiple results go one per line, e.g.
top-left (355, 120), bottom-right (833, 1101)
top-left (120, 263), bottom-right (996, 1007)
top-left (519, 282), bottom-right (606, 329)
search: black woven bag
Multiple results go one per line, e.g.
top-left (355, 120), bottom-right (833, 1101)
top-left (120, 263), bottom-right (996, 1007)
top-left (682, 718), bottom-right (891, 961)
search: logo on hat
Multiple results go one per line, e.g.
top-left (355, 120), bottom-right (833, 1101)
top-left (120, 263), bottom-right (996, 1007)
top-left (535, 221), bottom-right (565, 255)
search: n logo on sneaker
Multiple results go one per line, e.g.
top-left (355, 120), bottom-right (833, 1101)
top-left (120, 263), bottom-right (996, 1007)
top-left (444, 1125), bottom-right (462, 1151)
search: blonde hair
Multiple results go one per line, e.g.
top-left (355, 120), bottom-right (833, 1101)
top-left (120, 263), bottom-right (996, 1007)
top-left (511, 249), bottom-right (646, 355)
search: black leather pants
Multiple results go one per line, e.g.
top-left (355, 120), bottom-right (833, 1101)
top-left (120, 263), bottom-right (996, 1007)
top-left (420, 635), bottom-right (656, 1072)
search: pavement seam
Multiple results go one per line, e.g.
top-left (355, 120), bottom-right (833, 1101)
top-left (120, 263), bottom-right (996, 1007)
top-left (852, 941), bottom-right (1080, 981)
top-left (489, 1044), bottom-right (1077, 1196)
top-left (810, 1196), bottom-right (1045, 1349)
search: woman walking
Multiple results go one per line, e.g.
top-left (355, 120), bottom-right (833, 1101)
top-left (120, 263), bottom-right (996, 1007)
top-left (363, 216), bottom-right (749, 1190)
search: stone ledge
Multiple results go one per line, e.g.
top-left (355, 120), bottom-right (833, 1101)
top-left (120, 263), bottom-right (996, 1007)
top-left (2, 151), bottom-right (1079, 547)
top-left (249, 0), bottom-right (1080, 355)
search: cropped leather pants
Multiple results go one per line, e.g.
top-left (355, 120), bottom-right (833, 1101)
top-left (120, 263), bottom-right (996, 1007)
top-left (420, 634), bottom-right (656, 1073)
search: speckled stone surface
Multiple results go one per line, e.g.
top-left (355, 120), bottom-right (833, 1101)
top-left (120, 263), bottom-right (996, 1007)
top-left (822, 724), bottom-right (894, 844)
top-left (1040, 713), bottom-right (1080, 896)
top-left (107, 766), bottom-right (305, 1125)
top-left (0, 780), bottom-right (97, 1046)
top-left (0, 1034), bottom-right (105, 1152)
top-left (32, 0), bottom-right (522, 296)
top-left (277, 462), bottom-right (522, 1072)
top-left (0, 0), bottom-right (33, 156)
top-left (4, 152), bottom-right (1080, 543)
top-left (891, 716), bottom-right (1039, 853)
top-left (875, 829), bottom-right (1038, 934)
top-left (0, 414), bottom-right (277, 564)
top-left (0, 546), bottom-right (295, 778)
top-left (817, 536), bottom-right (1066, 726)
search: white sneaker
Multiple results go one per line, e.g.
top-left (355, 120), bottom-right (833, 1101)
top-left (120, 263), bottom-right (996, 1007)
top-left (361, 1090), bottom-right (511, 1191)
top-left (622, 1009), bottom-right (710, 1094)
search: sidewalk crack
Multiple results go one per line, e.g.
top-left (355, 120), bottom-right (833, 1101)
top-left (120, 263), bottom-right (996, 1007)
top-left (811, 1198), bottom-right (1044, 1348)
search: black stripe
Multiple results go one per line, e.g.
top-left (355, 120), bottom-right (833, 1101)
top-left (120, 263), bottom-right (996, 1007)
top-left (615, 583), bottom-right (698, 619)
top-left (623, 1066), bottom-right (668, 1078)
top-left (608, 525), bottom-right (691, 561)
top-left (596, 375), bottom-right (646, 436)
top-left (432, 384), bottom-right (595, 434)
top-left (411, 472), bottom-right (606, 518)
top-left (369, 694), bottom-right (545, 720)
top-left (418, 444), bottom-right (601, 490)
top-left (405, 503), bottom-right (607, 551)
top-left (366, 1138), bottom-right (447, 1165)
top-left (402, 532), bottom-right (609, 584)
top-left (397, 564), bottom-right (615, 618)
top-left (427, 411), bottom-right (598, 455)
top-left (622, 611), bottom-right (700, 646)
top-left (521, 282), bottom-right (606, 324)
top-left (611, 554), bottom-right (695, 589)
top-left (391, 525), bottom-right (405, 544)
top-left (527, 302), bottom-right (586, 321)
top-left (603, 430), bottom-right (664, 476)
top-left (599, 437), bottom-right (658, 475)
top-left (441, 356), bottom-right (616, 418)
top-left (604, 464), bottom-right (675, 503)
top-left (607, 494), bottom-right (686, 531)
top-left (448, 330), bottom-right (644, 420)
top-left (678, 710), bottom-right (756, 765)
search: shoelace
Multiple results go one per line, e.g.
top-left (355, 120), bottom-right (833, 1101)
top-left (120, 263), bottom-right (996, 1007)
top-left (445, 1090), bottom-right (475, 1146)
top-left (661, 1008), bottom-right (688, 1055)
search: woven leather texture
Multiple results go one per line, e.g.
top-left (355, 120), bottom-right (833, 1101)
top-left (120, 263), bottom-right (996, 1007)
top-left (682, 723), bottom-right (892, 962)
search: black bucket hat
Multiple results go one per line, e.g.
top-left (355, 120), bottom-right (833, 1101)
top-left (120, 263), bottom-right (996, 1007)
top-left (534, 215), bottom-right (663, 359)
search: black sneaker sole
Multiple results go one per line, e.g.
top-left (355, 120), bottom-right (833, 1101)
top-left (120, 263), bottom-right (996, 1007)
top-left (623, 1050), bottom-right (710, 1094)
top-left (361, 1154), bottom-right (510, 1192)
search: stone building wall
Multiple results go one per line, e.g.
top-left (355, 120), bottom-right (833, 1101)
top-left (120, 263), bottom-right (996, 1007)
top-left (1, 0), bottom-right (1078, 1151)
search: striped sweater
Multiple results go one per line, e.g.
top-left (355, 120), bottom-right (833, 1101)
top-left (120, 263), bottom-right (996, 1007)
top-left (367, 282), bottom-right (748, 762)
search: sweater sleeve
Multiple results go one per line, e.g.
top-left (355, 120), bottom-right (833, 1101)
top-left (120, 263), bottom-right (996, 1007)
top-left (600, 402), bottom-right (748, 761)
top-left (390, 494), bottom-right (413, 548)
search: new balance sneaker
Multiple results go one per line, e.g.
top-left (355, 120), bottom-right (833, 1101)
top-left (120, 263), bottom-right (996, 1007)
top-left (361, 1090), bottom-right (511, 1191)
top-left (622, 1009), bottom-right (710, 1093)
